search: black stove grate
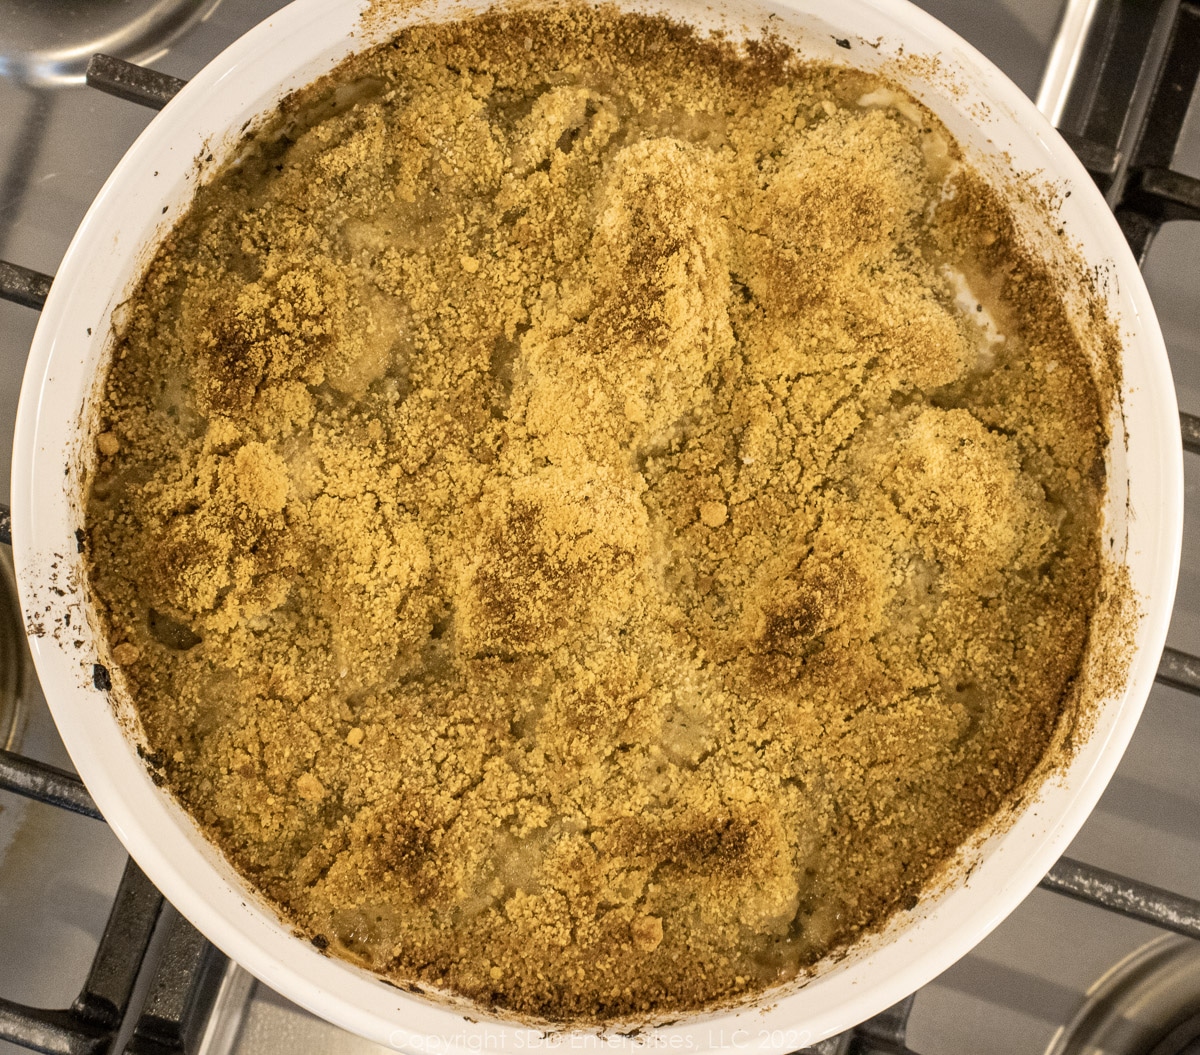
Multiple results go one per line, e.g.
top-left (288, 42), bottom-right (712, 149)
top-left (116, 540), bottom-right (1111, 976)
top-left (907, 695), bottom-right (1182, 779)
top-left (0, 856), bottom-right (160, 1055)
top-left (1052, 0), bottom-right (1200, 263)
top-left (0, 758), bottom-right (226, 1055)
top-left (2, 2), bottom-right (1200, 1049)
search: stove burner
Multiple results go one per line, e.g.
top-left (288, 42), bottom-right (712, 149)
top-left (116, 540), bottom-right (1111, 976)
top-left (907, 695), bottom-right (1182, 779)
top-left (0, 0), bottom-right (223, 87)
top-left (1046, 936), bottom-right (1200, 1055)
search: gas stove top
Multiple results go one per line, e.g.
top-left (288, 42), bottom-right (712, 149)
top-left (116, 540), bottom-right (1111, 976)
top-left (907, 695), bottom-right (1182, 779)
top-left (1, 2), bottom-right (1199, 1053)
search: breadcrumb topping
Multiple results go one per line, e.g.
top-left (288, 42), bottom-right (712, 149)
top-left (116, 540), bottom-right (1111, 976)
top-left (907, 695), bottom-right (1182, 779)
top-left (86, 4), bottom-right (1107, 1024)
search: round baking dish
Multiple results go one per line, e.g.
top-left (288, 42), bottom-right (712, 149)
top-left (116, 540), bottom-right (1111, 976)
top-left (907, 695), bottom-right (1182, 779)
top-left (11, 0), bottom-right (1183, 1049)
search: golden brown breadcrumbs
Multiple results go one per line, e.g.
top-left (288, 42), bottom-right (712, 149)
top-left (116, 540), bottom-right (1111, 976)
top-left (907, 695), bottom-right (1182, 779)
top-left (86, 3), bottom-right (1108, 1024)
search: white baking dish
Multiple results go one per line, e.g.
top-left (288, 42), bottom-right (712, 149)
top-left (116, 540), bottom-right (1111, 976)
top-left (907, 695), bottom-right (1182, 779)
top-left (11, 0), bottom-right (1183, 1049)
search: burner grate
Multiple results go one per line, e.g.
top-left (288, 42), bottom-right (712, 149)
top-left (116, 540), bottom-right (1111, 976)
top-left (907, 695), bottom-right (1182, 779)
top-left (0, 757), bottom-right (227, 1055)
top-left (2, 12), bottom-right (1200, 1051)
top-left (0, 854), bottom-right (161, 1055)
top-left (0, 749), bottom-right (101, 818)
top-left (1040, 0), bottom-right (1200, 262)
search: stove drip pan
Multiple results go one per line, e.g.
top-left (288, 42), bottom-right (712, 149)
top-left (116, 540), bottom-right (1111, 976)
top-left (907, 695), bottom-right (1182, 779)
top-left (1146, 1011), bottom-right (1200, 1055)
top-left (0, 0), bottom-right (223, 86)
top-left (1047, 935), bottom-right (1200, 1055)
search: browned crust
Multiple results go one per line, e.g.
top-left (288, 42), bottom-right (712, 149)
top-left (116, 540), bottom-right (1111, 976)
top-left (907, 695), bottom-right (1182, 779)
top-left (83, 2), bottom-right (1121, 1026)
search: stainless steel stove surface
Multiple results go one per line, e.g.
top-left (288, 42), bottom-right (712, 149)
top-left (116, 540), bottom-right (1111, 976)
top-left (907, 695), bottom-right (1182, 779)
top-left (1, 1), bottom-right (1198, 1053)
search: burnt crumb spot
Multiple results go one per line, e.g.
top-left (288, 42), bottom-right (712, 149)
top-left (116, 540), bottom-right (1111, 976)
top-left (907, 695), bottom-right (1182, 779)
top-left (903, 893), bottom-right (920, 911)
top-left (75, 528), bottom-right (86, 553)
top-left (137, 744), bottom-right (166, 768)
top-left (92, 663), bottom-right (111, 691)
top-left (311, 933), bottom-right (329, 950)
top-left (370, 820), bottom-right (442, 900)
top-left (835, 37), bottom-right (851, 48)
top-left (147, 609), bottom-right (203, 651)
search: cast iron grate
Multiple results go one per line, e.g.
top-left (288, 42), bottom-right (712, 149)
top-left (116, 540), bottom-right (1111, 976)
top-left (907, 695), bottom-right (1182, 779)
top-left (1045, 0), bottom-right (1200, 264)
top-left (1, 1), bottom-right (1200, 1046)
